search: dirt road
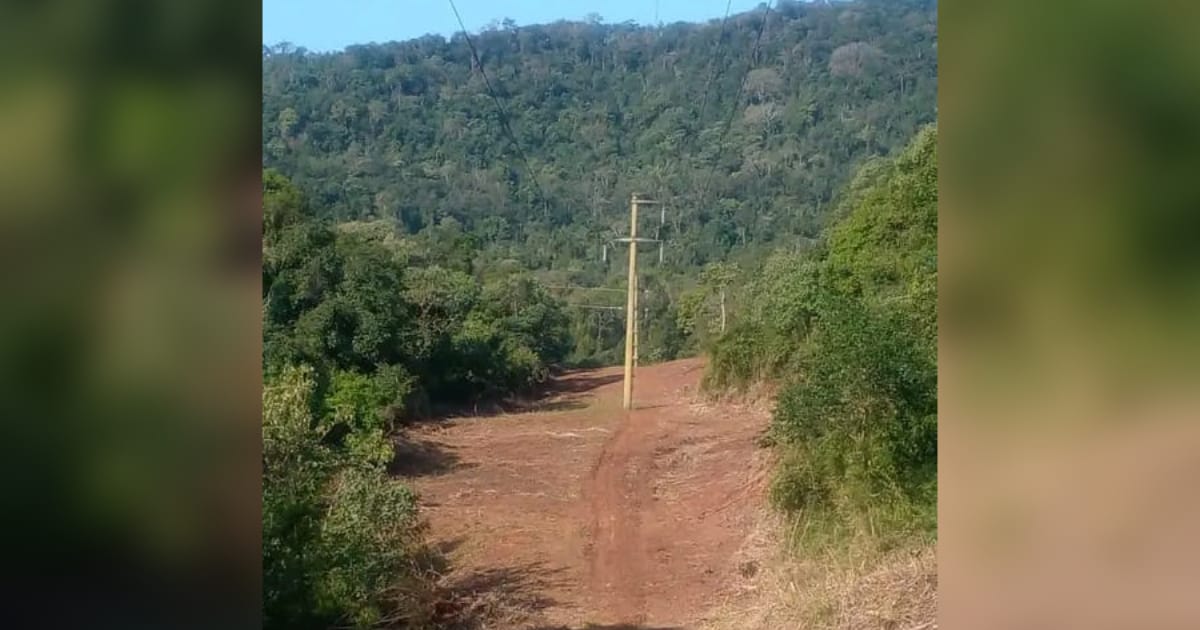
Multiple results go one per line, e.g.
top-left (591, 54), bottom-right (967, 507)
top-left (399, 358), bottom-right (771, 629)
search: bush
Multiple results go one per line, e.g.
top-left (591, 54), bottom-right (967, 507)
top-left (704, 253), bottom-right (819, 392)
top-left (769, 292), bottom-right (936, 545)
top-left (702, 322), bottom-right (769, 391)
top-left (315, 467), bottom-right (431, 628)
top-left (706, 126), bottom-right (938, 548)
top-left (326, 365), bottom-right (416, 432)
top-left (263, 366), bottom-right (435, 629)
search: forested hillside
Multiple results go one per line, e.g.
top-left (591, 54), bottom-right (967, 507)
top-left (262, 0), bottom-right (937, 364)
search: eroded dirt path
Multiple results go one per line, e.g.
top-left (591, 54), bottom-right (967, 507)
top-left (401, 358), bottom-right (770, 629)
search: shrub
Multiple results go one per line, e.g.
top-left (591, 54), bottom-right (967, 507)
top-left (263, 366), bottom-right (434, 629)
top-left (769, 291), bottom-right (936, 545)
top-left (703, 322), bottom-right (769, 391)
top-left (706, 126), bottom-right (938, 548)
top-left (326, 365), bottom-right (416, 432)
top-left (705, 253), bottom-right (819, 392)
top-left (314, 467), bottom-right (430, 628)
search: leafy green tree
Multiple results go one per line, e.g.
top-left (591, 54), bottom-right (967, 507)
top-left (264, 171), bottom-right (576, 413)
top-left (677, 262), bottom-right (741, 353)
top-left (700, 262), bottom-right (740, 335)
top-left (403, 265), bottom-right (479, 365)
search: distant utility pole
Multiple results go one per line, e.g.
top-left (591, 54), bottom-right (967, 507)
top-left (618, 194), bottom-right (659, 410)
top-left (635, 286), bottom-right (648, 368)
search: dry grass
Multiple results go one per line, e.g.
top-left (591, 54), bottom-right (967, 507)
top-left (699, 378), bottom-right (780, 413)
top-left (698, 511), bottom-right (936, 630)
top-left (805, 545), bottom-right (936, 630)
top-left (430, 564), bottom-right (563, 630)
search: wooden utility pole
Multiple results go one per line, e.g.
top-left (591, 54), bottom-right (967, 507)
top-left (623, 194), bottom-right (640, 410)
top-left (557, 197), bottom-right (668, 410)
top-left (621, 194), bottom-right (659, 410)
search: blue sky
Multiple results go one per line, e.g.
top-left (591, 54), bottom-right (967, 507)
top-left (263, 0), bottom-right (768, 52)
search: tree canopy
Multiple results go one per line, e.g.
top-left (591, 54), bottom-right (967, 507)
top-left (262, 0), bottom-right (937, 364)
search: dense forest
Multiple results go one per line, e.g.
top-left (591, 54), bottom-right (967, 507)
top-left (262, 0), bottom-right (937, 364)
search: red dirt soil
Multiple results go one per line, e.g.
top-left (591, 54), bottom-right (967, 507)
top-left (401, 357), bottom-right (772, 629)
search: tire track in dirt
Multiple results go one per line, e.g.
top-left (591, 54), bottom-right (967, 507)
top-left (584, 404), bottom-right (653, 624)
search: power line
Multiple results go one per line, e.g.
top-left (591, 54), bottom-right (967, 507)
top-left (698, 0), bottom-right (774, 209)
top-left (446, 0), bottom-right (550, 212)
top-left (693, 0), bottom-right (737, 137)
top-left (655, 0), bottom-right (735, 266)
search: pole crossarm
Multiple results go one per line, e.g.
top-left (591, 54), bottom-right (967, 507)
top-left (546, 285), bottom-right (626, 294)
